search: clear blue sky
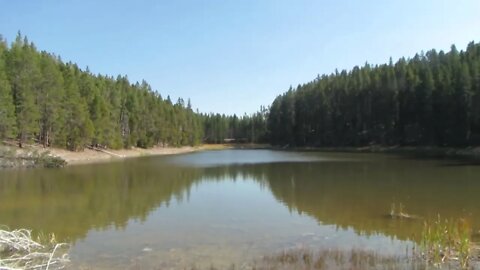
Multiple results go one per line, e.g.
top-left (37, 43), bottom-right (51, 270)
top-left (1, 0), bottom-right (479, 115)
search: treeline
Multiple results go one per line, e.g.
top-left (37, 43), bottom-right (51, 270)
top-left (0, 33), bottom-right (203, 150)
top-left (3, 33), bottom-right (479, 150)
top-left (201, 106), bottom-right (268, 144)
top-left (268, 42), bottom-right (480, 147)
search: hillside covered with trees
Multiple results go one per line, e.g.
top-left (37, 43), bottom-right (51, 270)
top-left (268, 42), bottom-right (480, 147)
top-left (0, 33), bottom-right (204, 150)
top-left (2, 33), bottom-right (480, 150)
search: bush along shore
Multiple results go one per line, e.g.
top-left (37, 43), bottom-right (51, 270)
top-left (0, 146), bottom-right (66, 169)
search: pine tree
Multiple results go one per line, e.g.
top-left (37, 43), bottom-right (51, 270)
top-left (0, 37), bottom-right (16, 139)
top-left (38, 52), bottom-right (64, 147)
top-left (6, 33), bottom-right (41, 147)
top-left (61, 65), bottom-right (94, 151)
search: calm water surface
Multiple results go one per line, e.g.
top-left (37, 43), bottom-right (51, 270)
top-left (0, 150), bottom-right (479, 269)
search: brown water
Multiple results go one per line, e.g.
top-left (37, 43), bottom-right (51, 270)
top-left (0, 149), bottom-right (479, 269)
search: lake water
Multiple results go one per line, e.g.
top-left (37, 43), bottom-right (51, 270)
top-left (0, 149), bottom-right (479, 269)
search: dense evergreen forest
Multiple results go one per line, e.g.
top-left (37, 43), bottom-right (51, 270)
top-left (0, 33), bottom-right (270, 150)
top-left (268, 42), bottom-right (480, 147)
top-left (0, 33), bottom-right (204, 150)
top-left (1, 33), bottom-right (479, 150)
top-left (201, 106), bottom-right (268, 144)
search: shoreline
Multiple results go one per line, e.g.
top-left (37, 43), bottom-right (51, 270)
top-left (50, 146), bottom-right (199, 165)
top-left (0, 144), bottom-right (232, 168)
top-left (1, 143), bottom-right (271, 169)
top-left (51, 144), bottom-right (239, 166)
top-left (50, 143), bottom-right (271, 166)
top-left (3, 143), bottom-right (480, 169)
top-left (273, 145), bottom-right (480, 160)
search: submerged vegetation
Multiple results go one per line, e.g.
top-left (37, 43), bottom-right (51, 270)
top-left (251, 248), bottom-right (419, 270)
top-left (0, 227), bottom-right (69, 270)
top-left (199, 238), bottom-right (479, 270)
top-left (182, 248), bottom-right (422, 270)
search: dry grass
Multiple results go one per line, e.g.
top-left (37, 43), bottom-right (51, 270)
top-left (0, 227), bottom-right (69, 270)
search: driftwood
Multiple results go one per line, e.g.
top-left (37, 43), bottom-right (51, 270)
top-left (387, 203), bottom-right (422, 220)
top-left (386, 212), bottom-right (422, 220)
top-left (86, 145), bottom-right (124, 158)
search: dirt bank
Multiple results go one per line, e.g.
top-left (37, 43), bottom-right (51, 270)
top-left (1, 143), bottom-right (233, 168)
top-left (48, 146), bottom-right (204, 165)
top-left (45, 143), bottom-right (272, 165)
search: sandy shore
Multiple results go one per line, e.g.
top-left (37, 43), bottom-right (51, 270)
top-left (1, 143), bottom-right (264, 168)
top-left (6, 144), bottom-right (227, 166)
top-left (46, 146), bottom-right (203, 165)
top-left (48, 143), bottom-right (270, 165)
top-left (48, 144), bottom-right (480, 165)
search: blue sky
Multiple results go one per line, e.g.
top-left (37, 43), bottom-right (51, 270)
top-left (1, 0), bottom-right (479, 115)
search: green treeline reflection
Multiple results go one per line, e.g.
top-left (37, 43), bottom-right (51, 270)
top-left (0, 160), bottom-right (203, 241)
top-left (0, 156), bottom-right (479, 243)
top-left (202, 160), bottom-right (480, 242)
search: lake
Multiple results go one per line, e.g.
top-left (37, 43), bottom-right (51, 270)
top-left (0, 149), bottom-right (479, 269)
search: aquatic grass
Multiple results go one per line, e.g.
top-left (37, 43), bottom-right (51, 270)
top-left (420, 215), bottom-right (472, 269)
top-left (455, 219), bottom-right (471, 269)
top-left (0, 227), bottom-right (69, 270)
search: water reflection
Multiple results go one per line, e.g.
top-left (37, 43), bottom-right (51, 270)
top-left (0, 149), bottom-right (479, 246)
top-left (0, 160), bottom-right (202, 241)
